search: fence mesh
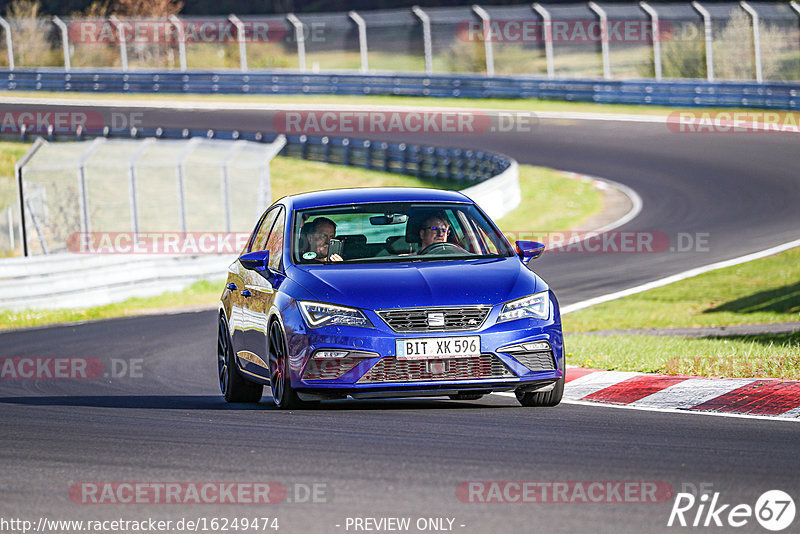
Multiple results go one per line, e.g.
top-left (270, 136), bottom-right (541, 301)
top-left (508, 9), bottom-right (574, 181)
top-left (0, 4), bottom-right (798, 80)
top-left (18, 139), bottom-right (276, 255)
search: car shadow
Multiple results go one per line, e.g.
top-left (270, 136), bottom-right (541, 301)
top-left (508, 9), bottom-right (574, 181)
top-left (0, 395), bottom-right (515, 411)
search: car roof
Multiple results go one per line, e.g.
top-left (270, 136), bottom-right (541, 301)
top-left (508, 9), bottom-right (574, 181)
top-left (285, 187), bottom-right (472, 210)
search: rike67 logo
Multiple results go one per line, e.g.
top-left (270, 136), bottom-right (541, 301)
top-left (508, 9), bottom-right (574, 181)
top-left (668, 488), bottom-right (795, 531)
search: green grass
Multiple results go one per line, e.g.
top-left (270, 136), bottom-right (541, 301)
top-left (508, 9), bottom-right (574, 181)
top-left (564, 247), bottom-right (800, 333)
top-left (564, 246), bottom-right (800, 380)
top-left (1, 90), bottom-right (762, 118)
top-left (496, 167), bottom-right (602, 235)
top-left (565, 332), bottom-right (800, 380)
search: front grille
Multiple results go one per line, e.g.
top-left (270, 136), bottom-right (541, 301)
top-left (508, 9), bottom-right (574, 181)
top-left (376, 306), bottom-right (491, 333)
top-left (303, 358), bottom-right (363, 380)
top-left (358, 355), bottom-right (514, 383)
top-left (512, 352), bottom-right (556, 372)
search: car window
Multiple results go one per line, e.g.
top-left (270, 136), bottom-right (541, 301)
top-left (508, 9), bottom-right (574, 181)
top-left (292, 202), bottom-right (514, 264)
top-left (249, 207), bottom-right (281, 253)
top-left (265, 209), bottom-right (285, 270)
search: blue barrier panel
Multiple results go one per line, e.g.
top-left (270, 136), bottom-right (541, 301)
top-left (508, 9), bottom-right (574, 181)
top-left (2, 70), bottom-right (798, 110)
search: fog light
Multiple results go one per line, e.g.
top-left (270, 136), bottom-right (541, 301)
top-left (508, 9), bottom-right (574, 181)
top-left (314, 350), bottom-right (350, 359)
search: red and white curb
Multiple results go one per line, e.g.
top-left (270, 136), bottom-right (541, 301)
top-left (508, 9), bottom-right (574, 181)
top-left (562, 367), bottom-right (800, 420)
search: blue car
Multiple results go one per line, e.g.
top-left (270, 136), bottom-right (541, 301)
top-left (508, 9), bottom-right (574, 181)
top-left (217, 187), bottom-right (564, 409)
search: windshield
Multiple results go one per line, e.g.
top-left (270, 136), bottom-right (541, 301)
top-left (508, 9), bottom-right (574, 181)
top-left (292, 202), bottom-right (515, 264)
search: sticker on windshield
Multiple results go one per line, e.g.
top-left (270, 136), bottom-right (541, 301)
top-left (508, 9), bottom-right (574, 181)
top-left (303, 252), bottom-right (317, 260)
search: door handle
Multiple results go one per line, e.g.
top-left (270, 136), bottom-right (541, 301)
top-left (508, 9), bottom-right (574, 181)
top-left (241, 289), bottom-right (252, 298)
top-left (226, 283), bottom-right (238, 291)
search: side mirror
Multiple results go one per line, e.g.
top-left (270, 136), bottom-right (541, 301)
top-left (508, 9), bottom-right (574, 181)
top-left (516, 241), bottom-right (545, 263)
top-left (239, 250), bottom-right (270, 272)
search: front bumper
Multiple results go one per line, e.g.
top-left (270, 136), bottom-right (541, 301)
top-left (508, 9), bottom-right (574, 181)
top-left (283, 301), bottom-right (564, 398)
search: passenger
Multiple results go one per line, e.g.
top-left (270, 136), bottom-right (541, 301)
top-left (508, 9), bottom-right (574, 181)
top-left (301, 217), bottom-right (343, 262)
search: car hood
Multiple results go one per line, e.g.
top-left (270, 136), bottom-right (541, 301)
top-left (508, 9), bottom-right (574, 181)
top-left (288, 257), bottom-right (541, 310)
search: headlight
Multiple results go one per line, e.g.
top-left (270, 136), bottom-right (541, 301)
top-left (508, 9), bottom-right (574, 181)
top-left (298, 301), bottom-right (373, 328)
top-left (498, 292), bottom-right (550, 322)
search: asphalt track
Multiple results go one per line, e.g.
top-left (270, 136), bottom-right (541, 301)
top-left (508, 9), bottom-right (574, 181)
top-left (1, 102), bottom-right (799, 533)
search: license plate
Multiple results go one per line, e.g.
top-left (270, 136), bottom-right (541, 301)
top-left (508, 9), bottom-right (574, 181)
top-left (396, 336), bottom-right (480, 360)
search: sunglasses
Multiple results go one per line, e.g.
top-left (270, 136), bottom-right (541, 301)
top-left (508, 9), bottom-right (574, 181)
top-left (425, 226), bottom-right (451, 235)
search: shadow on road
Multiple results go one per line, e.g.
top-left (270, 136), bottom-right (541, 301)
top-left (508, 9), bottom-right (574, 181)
top-left (0, 395), bottom-right (514, 411)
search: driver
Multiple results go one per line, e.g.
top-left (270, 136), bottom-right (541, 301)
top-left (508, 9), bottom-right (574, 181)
top-left (418, 212), bottom-right (451, 250)
top-left (301, 217), bottom-right (343, 262)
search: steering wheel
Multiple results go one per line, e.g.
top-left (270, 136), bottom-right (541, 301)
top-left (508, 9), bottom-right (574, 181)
top-left (417, 242), bottom-right (463, 255)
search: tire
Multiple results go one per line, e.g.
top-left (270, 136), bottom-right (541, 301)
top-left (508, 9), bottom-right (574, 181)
top-left (217, 314), bottom-right (263, 403)
top-left (448, 393), bottom-right (485, 400)
top-left (515, 376), bottom-right (564, 407)
top-left (268, 320), bottom-right (315, 410)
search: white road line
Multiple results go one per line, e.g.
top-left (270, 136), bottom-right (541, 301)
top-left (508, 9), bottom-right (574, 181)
top-left (561, 238), bottom-right (800, 314)
top-left (562, 370), bottom-right (643, 399)
top-left (778, 407), bottom-right (800, 419)
top-left (632, 378), bottom-right (757, 410)
top-left (495, 392), bottom-right (800, 422)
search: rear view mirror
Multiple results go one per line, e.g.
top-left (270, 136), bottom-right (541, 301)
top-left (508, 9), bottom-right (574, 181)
top-left (516, 241), bottom-right (545, 263)
top-left (239, 250), bottom-right (270, 271)
top-left (369, 214), bottom-right (408, 225)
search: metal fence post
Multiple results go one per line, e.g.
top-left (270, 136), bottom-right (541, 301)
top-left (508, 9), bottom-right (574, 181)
top-left (740, 1), bottom-right (762, 83)
top-left (77, 137), bottom-right (107, 236)
top-left (168, 14), bottom-right (187, 72)
top-left (532, 4), bottom-right (554, 79)
top-left (14, 137), bottom-right (46, 257)
top-left (349, 11), bottom-right (369, 73)
top-left (588, 2), bottom-right (611, 80)
top-left (287, 14), bottom-right (306, 72)
top-left (128, 138), bottom-right (155, 235)
top-left (692, 2), bottom-right (714, 82)
top-left (472, 5), bottom-right (495, 76)
top-left (229, 14), bottom-right (247, 72)
top-left (412, 6), bottom-right (433, 75)
top-left (52, 16), bottom-right (70, 71)
top-left (640, 2), bottom-right (662, 81)
top-left (0, 16), bottom-right (14, 70)
top-left (109, 15), bottom-right (129, 71)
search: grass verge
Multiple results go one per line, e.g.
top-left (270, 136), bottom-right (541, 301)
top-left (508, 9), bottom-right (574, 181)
top-left (565, 332), bottom-right (800, 380)
top-left (564, 247), bottom-right (800, 332)
top-left (0, 153), bottom-right (602, 330)
top-left (564, 246), bottom-right (800, 379)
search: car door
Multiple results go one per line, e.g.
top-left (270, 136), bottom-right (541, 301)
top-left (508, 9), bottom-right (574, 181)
top-left (231, 207), bottom-right (280, 374)
top-left (234, 207), bottom-right (286, 380)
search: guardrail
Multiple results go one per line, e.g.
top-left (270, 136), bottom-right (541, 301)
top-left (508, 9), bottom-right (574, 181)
top-left (3, 70), bottom-right (798, 110)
